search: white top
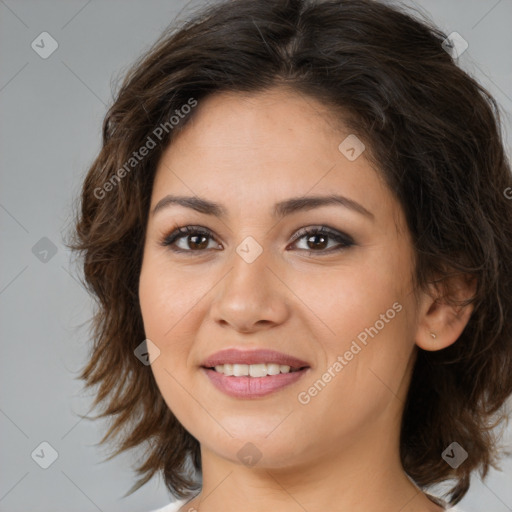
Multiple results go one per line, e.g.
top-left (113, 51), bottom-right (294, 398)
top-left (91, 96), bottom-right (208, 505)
top-left (149, 498), bottom-right (190, 512)
top-left (149, 498), bottom-right (464, 511)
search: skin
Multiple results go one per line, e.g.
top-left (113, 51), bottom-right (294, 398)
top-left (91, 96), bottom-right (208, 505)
top-left (138, 86), bottom-right (474, 512)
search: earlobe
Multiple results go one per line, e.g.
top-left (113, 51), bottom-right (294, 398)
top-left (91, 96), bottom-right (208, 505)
top-left (415, 276), bottom-right (476, 352)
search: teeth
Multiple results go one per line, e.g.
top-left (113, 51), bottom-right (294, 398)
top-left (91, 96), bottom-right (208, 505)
top-left (212, 363), bottom-right (302, 377)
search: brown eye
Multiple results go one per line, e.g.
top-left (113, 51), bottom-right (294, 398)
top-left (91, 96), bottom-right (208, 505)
top-left (161, 226), bottom-right (221, 252)
top-left (160, 225), bottom-right (354, 255)
top-left (305, 233), bottom-right (329, 250)
top-left (186, 233), bottom-right (209, 250)
top-left (289, 226), bottom-right (354, 254)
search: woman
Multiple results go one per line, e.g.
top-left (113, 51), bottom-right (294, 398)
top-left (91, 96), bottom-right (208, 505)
top-left (67, 0), bottom-right (512, 510)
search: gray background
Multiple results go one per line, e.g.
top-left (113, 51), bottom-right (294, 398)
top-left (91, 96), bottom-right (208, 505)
top-left (1, 1), bottom-right (511, 511)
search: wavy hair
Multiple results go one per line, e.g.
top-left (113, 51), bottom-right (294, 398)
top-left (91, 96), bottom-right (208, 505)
top-left (66, 0), bottom-right (512, 505)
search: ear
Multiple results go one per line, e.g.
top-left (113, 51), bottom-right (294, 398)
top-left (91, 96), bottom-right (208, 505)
top-left (415, 273), bottom-right (477, 351)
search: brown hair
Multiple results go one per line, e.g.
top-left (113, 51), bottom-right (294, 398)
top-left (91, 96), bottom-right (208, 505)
top-left (66, 0), bottom-right (512, 505)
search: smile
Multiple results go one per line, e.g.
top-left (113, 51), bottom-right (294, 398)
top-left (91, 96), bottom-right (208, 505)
top-left (208, 363), bottom-right (305, 376)
top-left (201, 366), bottom-right (310, 398)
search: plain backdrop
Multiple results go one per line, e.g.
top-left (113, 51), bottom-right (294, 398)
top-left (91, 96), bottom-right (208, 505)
top-left (1, 1), bottom-right (511, 511)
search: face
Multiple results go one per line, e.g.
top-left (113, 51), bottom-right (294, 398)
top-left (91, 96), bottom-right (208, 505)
top-left (138, 87), bottom-right (422, 470)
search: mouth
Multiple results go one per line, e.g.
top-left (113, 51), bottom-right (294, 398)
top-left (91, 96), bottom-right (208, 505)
top-left (201, 363), bottom-right (309, 377)
top-left (200, 348), bottom-right (311, 372)
top-left (200, 348), bottom-right (311, 398)
top-left (201, 365), bottom-right (310, 398)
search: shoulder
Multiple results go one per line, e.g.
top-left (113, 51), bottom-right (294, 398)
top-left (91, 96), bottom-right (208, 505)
top-left (147, 498), bottom-right (191, 512)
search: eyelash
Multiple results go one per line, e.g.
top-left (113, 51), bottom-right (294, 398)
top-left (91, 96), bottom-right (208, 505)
top-left (159, 225), bottom-right (354, 255)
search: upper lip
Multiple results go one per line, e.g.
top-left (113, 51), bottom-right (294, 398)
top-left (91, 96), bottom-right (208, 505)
top-left (201, 348), bottom-right (310, 369)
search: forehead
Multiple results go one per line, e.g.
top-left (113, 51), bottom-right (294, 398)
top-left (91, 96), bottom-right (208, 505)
top-left (151, 87), bottom-right (399, 228)
top-left (160, 88), bottom-right (341, 170)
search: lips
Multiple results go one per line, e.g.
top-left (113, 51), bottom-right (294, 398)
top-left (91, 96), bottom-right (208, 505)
top-left (201, 348), bottom-right (311, 370)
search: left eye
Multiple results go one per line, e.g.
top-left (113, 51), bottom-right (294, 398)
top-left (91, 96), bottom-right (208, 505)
top-left (288, 226), bottom-right (354, 253)
top-left (160, 225), bottom-right (354, 254)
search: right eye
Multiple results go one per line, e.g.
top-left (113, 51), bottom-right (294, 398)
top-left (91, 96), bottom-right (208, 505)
top-left (160, 225), bottom-right (222, 253)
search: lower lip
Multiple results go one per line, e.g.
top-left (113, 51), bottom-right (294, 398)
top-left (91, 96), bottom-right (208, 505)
top-left (202, 367), bottom-right (310, 398)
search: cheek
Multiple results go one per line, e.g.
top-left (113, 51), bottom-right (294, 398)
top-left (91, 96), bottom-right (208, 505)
top-left (138, 259), bottom-right (197, 419)
top-left (138, 251), bottom-right (207, 339)
top-left (292, 251), bottom-right (409, 347)
top-left (139, 256), bottom-right (188, 371)
top-left (294, 250), bottom-right (415, 414)
top-left (138, 251), bottom-right (214, 386)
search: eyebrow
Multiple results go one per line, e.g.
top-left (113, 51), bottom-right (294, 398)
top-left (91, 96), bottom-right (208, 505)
top-left (151, 194), bottom-right (374, 220)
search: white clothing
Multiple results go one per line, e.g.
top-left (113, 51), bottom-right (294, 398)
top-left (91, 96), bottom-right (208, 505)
top-left (149, 498), bottom-right (190, 512)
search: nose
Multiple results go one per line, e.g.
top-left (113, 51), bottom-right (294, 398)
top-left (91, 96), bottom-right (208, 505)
top-left (209, 244), bottom-right (290, 333)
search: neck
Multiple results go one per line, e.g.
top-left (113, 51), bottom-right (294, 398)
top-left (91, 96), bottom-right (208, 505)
top-left (180, 418), bottom-right (444, 512)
